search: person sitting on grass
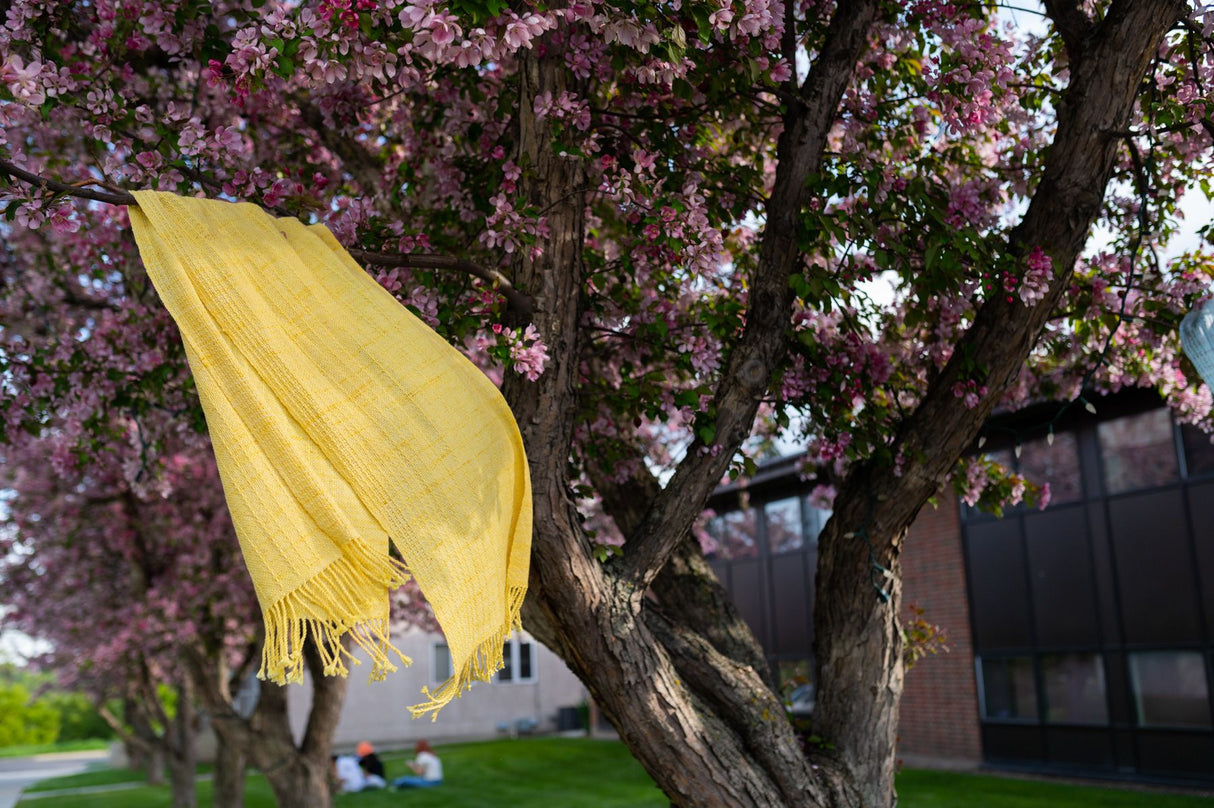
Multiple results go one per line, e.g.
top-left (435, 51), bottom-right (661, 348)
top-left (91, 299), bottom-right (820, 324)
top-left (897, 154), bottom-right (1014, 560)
top-left (332, 754), bottom-right (366, 794)
top-left (392, 739), bottom-right (443, 789)
top-left (357, 741), bottom-right (387, 789)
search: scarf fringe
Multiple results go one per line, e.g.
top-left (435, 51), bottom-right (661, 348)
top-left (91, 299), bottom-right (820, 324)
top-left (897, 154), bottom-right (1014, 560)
top-left (258, 539), bottom-right (413, 685)
top-left (409, 585), bottom-right (527, 720)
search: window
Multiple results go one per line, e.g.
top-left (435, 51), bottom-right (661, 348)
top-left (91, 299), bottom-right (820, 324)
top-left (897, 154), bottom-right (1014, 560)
top-left (497, 637), bottom-right (536, 683)
top-left (1019, 431), bottom-right (1082, 505)
top-left (1181, 423), bottom-right (1214, 477)
top-left (432, 643), bottom-right (453, 682)
top-left (1129, 651), bottom-right (1212, 729)
top-left (765, 497), bottom-right (803, 554)
top-left (979, 657), bottom-right (1038, 721)
top-left (803, 497), bottom-right (830, 545)
top-left (1098, 410), bottom-right (1178, 494)
top-left (718, 509), bottom-right (759, 560)
top-left (1042, 653), bottom-right (1108, 725)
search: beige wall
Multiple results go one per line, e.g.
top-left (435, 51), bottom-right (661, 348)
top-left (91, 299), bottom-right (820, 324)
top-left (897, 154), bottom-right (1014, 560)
top-left (287, 628), bottom-right (587, 751)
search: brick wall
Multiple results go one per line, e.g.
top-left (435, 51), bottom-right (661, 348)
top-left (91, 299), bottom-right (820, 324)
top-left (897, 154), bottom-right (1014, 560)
top-left (896, 499), bottom-right (982, 765)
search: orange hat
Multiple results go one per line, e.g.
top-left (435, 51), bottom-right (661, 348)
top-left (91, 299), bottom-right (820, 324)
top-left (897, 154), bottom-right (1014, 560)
top-left (356, 742), bottom-right (374, 757)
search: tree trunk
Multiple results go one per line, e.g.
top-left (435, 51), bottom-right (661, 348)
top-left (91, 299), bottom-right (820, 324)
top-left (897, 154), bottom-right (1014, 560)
top-left (145, 745), bottom-right (166, 786)
top-left (808, 5), bottom-right (1187, 806)
top-left (260, 756), bottom-right (334, 808)
top-left (212, 738), bottom-right (247, 808)
top-left (166, 679), bottom-right (198, 808)
top-left (504, 3), bottom-right (1186, 808)
top-left (124, 698), bottom-right (167, 786)
top-left (505, 21), bottom-right (862, 804)
top-left (166, 748), bottom-right (197, 808)
top-left (186, 639), bottom-right (346, 808)
top-left (812, 516), bottom-right (907, 808)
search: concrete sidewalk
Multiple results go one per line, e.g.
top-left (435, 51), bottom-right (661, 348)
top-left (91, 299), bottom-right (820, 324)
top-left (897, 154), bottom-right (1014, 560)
top-left (0, 750), bottom-right (108, 808)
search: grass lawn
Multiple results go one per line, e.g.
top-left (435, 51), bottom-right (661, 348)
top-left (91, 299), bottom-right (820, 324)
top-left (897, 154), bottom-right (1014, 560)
top-left (19, 739), bottom-right (1214, 807)
top-left (17, 738), bottom-right (666, 808)
top-left (897, 769), bottom-right (1213, 808)
top-left (0, 739), bottom-right (111, 759)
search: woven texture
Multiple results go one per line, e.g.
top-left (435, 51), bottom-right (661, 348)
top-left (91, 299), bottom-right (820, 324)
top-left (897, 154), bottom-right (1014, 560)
top-left (129, 191), bottom-right (532, 717)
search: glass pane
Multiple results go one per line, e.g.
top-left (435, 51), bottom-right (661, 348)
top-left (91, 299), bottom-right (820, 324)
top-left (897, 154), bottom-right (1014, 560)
top-left (1098, 410), bottom-right (1178, 494)
top-left (1019, 431), bottom-right (1082, 504)
top-left (1129, 651), bottom-right (1212, 728)
top-left (519, 642), bottom-right (534, 681)
top-left (719, 509), bottom-right (759, 560)
top-left (499, 641), bottom-right (514, 682)
top-left (1181, 423), bottom-right (1214, 477)
top-left (980, 657), bottom-right (1038, 720)
top-left (765, 497), bottom-right (803, 554)
top-left (433, 644), bottom-right (452, 681)
top-left (986, 448), bottom-right (1015, 469)
top-left (803, 498), bottom-right (830, 545)
top-left (1042, 653), bottom-right (1108, 724)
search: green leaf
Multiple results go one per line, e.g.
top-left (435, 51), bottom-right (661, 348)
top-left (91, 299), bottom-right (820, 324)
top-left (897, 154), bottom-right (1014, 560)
top-left (674, 389), bottom-right (699, 408)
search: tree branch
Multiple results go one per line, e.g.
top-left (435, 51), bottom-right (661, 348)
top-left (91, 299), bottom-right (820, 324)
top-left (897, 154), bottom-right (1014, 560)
top-left (588, 454), bottom-right (776, 685)
top-left (879, 0), bottom-right (1190, 518)
top-left (618, 0), bottom-right (880, 591)
top-left (347, 248), bottom-right (533, 316)
top-left (644, 606), bottom-right (848, 805)
top-left (1, 160), bottom-right (533, 315)
top-left (1042, 0), bottom-right (1096, 60)
top-left (299, 640), bottom-right (348, 758)
top-left (97, 701), bottom-right (148, 754)
top-left (810, 5), bottom-right (1188, 780)
top-left (0, 159), bottom-right (135, 205)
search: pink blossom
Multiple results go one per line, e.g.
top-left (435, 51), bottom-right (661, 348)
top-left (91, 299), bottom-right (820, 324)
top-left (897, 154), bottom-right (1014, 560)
top-left (1037, 482), bottom-right (1052, 510)
top-left (510, 325), bottom-right (550, 381)
top-left (1, 55), bottom-right (45, 106)
top-left (213, 126), bottom-right (243, 154)
top-left (709, 6), bottom-right (734, 29)
top-left (48, 206), bottom-right (80, 234)
top-left (1019, 247), bottom-right (1052, 306)
top-left (808, 484), bottom-right (836, 510)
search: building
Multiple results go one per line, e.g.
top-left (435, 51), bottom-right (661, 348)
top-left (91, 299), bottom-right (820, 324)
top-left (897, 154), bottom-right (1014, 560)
top-left (705, 388), bottom-right (1214, 784)
top-left (287, 628), bottom-right (588, 750)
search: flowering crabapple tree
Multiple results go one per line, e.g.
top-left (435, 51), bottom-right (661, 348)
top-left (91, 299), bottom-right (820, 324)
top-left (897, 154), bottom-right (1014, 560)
top-left (0, 427), bottom-right (438, 806)
top-left (0, 431), bottom-right (254, 807)
top-left (3, 0), bottom-right (1214, 806)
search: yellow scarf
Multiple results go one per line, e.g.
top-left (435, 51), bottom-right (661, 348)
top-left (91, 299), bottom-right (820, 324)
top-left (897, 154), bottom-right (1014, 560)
top-left (129, 191), bottom-right (532, 717)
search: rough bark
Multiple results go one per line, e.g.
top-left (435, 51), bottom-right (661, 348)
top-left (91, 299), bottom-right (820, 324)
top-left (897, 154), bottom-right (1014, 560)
top-left (212, 739), bottom-right (247, 808)
top-left (811, 3), bottom-right (1188, 806)
top-left (593, 468), bottom-right (775, 691)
